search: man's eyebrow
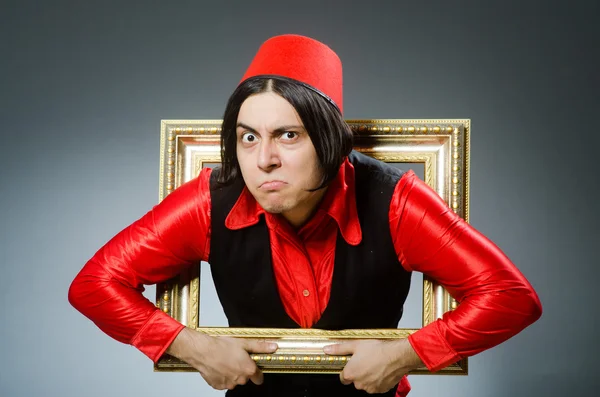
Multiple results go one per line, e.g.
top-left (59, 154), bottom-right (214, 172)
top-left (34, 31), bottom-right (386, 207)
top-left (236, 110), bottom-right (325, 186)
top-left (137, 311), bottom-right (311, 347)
top-left (273, 125), bottom-right (306, 133)
top-left (236, 122), bottom-right (306, 133)
top-left (236, 122), bottom-right (257, 133)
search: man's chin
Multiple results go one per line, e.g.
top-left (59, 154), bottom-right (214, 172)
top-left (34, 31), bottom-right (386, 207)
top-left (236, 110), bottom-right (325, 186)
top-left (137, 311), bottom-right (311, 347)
top-left (258, 198), bottom-right (290, 214)
top-left (261, 203), bottom-right (285, 214)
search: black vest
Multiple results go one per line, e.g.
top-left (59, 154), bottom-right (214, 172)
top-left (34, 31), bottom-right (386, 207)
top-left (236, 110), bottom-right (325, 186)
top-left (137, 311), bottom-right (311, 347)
top-left (209, 151), bottom-right (412, 397)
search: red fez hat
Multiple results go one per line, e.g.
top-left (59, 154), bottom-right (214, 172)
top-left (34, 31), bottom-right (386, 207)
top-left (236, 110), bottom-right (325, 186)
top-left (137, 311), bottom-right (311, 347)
top-left (240, 34), bottom-right (344, 114)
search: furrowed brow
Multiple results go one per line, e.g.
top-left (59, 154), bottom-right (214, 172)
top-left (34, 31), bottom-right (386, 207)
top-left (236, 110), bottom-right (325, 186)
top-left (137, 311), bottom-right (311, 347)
top-left (236, 123), bottom-right (305, 135)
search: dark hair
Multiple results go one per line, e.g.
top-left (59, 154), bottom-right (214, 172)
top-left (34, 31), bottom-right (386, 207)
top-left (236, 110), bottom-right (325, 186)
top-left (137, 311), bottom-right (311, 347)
top-left (218, 77), bottom-right (353, 190)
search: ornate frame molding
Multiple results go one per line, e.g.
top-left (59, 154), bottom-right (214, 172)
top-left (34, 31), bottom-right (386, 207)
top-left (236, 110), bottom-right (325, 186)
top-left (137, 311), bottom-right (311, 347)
top-left (155, 119), bottom-right (470, 375)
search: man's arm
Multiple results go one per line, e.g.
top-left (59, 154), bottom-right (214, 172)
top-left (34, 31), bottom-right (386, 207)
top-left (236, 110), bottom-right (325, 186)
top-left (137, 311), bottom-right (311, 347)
top-left (390, 171), bottom-right (543, 371)
top-left (68, 168), bottom-right (212, 362)
top-left (68, 168), bottom-right (278, 390)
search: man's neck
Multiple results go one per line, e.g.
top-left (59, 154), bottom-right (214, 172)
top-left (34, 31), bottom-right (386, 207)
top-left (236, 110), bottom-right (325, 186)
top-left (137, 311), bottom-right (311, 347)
top-left (282, 187), bottom-right (328, 229)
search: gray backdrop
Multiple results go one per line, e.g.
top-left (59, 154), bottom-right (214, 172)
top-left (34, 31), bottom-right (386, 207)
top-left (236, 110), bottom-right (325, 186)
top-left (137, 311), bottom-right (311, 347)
top-left (1, 0), bottom-right (598, 396)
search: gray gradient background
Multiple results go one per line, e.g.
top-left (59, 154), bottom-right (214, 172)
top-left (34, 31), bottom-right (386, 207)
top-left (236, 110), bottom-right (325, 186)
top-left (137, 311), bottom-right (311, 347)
top-left (1, 1), bottom-right (598, 396)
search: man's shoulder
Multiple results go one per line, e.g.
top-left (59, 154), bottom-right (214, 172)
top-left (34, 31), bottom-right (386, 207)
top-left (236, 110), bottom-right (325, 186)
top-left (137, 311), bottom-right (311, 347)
top-left (348, 150), bottom-right (406, 186)
top-left (208, 166), bottom-right (245, 192)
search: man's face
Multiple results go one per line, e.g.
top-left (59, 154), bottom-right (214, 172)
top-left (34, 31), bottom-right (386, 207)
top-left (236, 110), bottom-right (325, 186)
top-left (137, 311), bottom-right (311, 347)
top-left (235, 91), bottom-right (325, 226)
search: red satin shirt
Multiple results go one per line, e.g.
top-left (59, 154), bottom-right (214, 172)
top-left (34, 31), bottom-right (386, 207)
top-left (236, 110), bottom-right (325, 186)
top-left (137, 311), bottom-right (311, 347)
top-left (69, 158), bottom-right (542, 396)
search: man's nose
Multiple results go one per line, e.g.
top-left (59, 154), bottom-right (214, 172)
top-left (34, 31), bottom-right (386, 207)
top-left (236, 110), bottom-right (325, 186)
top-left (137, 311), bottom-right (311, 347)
top-left (257, 139), bottom-right (281, 171)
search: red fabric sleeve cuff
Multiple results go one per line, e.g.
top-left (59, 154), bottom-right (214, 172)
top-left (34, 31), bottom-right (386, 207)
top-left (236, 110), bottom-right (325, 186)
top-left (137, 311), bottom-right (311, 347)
top-left (407, 321), bottom-right (462, 372)
top-left (130, 310), bottom-right (186, 363)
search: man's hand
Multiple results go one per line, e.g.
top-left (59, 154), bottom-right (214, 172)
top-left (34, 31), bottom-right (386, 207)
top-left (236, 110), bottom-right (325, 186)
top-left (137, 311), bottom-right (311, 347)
top-left (323, 338), bottom-right (423, 394)
top-left (167, 327), bottom-right (278, 390)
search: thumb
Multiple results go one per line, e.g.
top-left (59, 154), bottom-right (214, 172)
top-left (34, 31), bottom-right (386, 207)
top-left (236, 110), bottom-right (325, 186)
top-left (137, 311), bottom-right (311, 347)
top-left (242, 339), bottom-right (278, 354)
top-left (323, 341), bottom-right (357, 356)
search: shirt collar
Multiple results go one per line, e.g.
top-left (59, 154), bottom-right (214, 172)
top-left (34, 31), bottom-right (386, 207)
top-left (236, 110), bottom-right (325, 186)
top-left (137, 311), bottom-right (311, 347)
top-left (224, 158), bottom-right (362, 245)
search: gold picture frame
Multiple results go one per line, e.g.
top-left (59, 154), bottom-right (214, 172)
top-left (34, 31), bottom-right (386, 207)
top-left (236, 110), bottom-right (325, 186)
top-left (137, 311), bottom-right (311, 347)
top-left (155, 119), bottom-right (470, 375)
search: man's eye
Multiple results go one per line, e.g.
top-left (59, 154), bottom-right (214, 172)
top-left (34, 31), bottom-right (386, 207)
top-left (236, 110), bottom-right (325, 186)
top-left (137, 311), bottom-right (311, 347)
top-left (241, 132), bottom-right (257, 143)
top-left (281, 131), bottom-right (298, 140)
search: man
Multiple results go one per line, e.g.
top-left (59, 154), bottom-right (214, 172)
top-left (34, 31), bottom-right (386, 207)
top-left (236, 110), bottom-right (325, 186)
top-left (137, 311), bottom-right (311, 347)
top-left (69, 34), bottom-right (542, 396)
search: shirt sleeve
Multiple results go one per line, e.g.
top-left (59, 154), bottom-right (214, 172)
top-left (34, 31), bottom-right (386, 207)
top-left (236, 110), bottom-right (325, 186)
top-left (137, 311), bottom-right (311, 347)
top-left (68, 167), bottom-right (213, 362)
top-left (389, 170), bottom-right (542, 372)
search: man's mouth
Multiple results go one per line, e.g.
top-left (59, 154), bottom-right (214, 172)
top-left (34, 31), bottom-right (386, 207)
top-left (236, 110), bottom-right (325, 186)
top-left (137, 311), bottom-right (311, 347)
top-left (259, 180), bottom-right (287, 190)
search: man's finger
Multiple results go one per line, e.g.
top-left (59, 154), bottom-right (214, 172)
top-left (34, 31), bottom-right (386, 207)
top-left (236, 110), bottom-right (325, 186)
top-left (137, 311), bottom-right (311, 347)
top-left (339, 369), bottom-right (352, 385)
top-left (243, 339), bottom-right (279, 354)
top-left (324, 341), bottom-right (357, 355)
top-left (249, 367), bottom-right (265, 385)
